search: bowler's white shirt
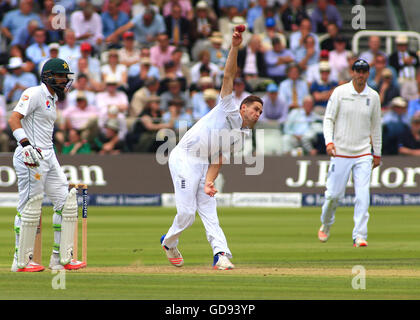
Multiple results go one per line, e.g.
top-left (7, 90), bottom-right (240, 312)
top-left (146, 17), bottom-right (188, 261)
top-left (13, 83), bottom-right (58, 149)
top-left (177, 93), bottom-right (248, 163)
top-left (323, 81), bottom-right (382, 157)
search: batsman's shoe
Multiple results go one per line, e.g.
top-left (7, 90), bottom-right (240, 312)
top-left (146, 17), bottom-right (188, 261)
top-left (49, 253), bottom-right (86, 270)
top-left (353, 238), bottom-right (368, 247)
top-left (160, 234), bottom-right (184, 267)
top-left (213, 252), bottom-right (234, 270)
top-left (318, 224), bottom-right (330, 242)
top-left (11, 258), bottom-right (45, 272)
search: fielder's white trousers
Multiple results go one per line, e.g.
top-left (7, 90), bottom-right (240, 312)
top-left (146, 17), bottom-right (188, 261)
top-left (163, 147), bottom-right (232, 258)
top-left (13, 146), bottom-right (69, 213)
top-left (321, 155), bottom-right (373, 240)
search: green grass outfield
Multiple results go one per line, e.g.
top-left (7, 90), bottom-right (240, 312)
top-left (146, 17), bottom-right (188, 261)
top-left (0, 206), bottom-right (419, 300)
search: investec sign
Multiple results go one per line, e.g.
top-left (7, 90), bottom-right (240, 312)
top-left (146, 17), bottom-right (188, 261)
top-left (0, 154), bottom-right (420, 194)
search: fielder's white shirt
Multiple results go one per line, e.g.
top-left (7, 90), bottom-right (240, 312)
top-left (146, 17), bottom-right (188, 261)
top-left (323, 80), bottom-right (382, 157)
top-left (13, 83), bottom-right (58, 149)
top-left (177, 93), bottom-right (249, 163)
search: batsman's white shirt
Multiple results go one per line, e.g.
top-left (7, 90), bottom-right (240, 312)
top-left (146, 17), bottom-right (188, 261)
top-left (164, 93), bottom-right (246, 257)
top-left (13, 83), bottom-right (68, 213)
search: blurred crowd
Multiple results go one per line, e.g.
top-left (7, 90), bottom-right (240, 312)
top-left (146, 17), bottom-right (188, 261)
top-left (1, 0), bottom-right (419, 157)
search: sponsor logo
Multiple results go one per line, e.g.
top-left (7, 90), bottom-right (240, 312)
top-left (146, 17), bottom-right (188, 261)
top-left (22, 95), bottom-right (29, 101)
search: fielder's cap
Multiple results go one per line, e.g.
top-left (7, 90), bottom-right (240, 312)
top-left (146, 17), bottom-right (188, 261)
top-left (49, 43), bottom-right (60, 51)
top-left (391, 96), bottom-right (407, 108)
top-left (105, 118), bottom-right (120, 132)
top-left (381, 68), bottom-right (393, 78)
top-left (203, 88), bottom-right (219, 100)
top-left (105, 74), bottom-right (118, 84)
top-left (196, 0), bottom-right (208, 9)
top-left (265, 17), bottom-right (276, 28)
top-left (396, 35), bottom-right (408, 44)
top-left (80, 42), bottom-right (92, 52)
top-left (320, 49), bottom-right (329, 59)
top-left (266, 83), bottom-right (278, 92)
top-left (352, 59), bottom-right (370, 71)
top-left (123, 31), bottom-right (134, 39)
top-left (8, 56), bottom-right (23, 69)
top-left (319, 61), bottom-right (331, 71)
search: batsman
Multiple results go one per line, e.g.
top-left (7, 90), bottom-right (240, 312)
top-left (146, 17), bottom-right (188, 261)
top-left (8, 58), bottom-right (86, 272)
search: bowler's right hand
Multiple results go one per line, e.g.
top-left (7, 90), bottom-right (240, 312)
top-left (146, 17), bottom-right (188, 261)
top-left (21, 141), bottom-right (43, 168)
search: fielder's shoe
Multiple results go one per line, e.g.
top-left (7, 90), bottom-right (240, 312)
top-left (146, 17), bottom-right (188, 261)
top-left (49, 253), bottom-right (86, 270)
top-left (11, 258), bottom-right (45, 272)
top-left (160, 234), bottom-right (184, 267)
top-left (353, 238), bottom-right (368, 247)
top-left (318, 224), bottom-right (330, 242)
top-left (213, 252), bottom-right (234, 270)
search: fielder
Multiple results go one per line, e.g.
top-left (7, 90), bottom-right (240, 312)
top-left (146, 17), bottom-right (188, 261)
top-left (8, 58), bottom-right (85, 272)
top-left (160, 30), bottom-right (263, 270)
top-left (318, 59), bottom-right (382, 247)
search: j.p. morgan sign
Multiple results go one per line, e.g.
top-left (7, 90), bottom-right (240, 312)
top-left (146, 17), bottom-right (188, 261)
top-left (0, 154), bottom-right (419, 194)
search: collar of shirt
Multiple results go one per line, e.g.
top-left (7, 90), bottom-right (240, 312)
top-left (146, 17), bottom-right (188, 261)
top-left (349, 80), bottom-right (369, 96)
top-left (41, 82), bottom-right (58, 100)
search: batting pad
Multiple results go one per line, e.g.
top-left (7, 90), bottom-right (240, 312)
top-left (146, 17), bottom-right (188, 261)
top-left (17, 194), bottom-right (43, 269)
top-left (60, 188), bottom-right (78, 265)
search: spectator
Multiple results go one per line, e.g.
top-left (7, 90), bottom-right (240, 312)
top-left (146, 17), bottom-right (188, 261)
top-left (407, 70), bottom-right (420, 119)
top-left (10, 19), bottom-right (39, 49)
top-left (101, 49), bottom-right (128, 89)
top-left (1, 45), bottom-right (35, 74)
top-left (97, 104), bottom-right (128, 152)
top-left (310, 0), bottom-right (342, 34)
top-left (96, 75), bottom-right (129, 118)
top-left (127, 57), bottom-right (160, 99)
top-left (337, 51), bottom-right (358, 84)
top-left (201, 88), bottom-right (219, 114)
top-left (164, 2), bottom-right (191, 48)
top-left (310, 61), bottom-right (338, 114)
top-left (117, 32), bottom-right (140, 68)
top-left (62, 128), bottom-right (92, 155)
top-left (132, 0), bottom-right (161, 17)
top-left (59, 29), bottom-right (82, 72)
top-left (320, 22), bottom-right (345, 52)
top-left (102, 0), bottom-right (132, 16)
top-left (383, 96), bottom-right (410, 126)
top-left (389, 35), bottom-right (419, 80)
top-left (159, 61), bottom-right (188, 93)
top-left (106, 8), bottom-right (166, 46)
top-left (1, 0), bottom-right (43, 42)
top-left (25, 28), bottom-right (49, 69)
top-left (73, 42), bottom-right (101, 80)
top-left (254, 7), bottom-right (284, 36)
top-left (306, 49), bottom-right (338, 85)
top-left (221, 15), bottom-right (252, 50)
top-left (101, 0), bottom-right (130, 39)
top-left (328, 36), bottom-right (349, 79)
top-left (264, 37), bottom-right (294, 84)
top-left (130, 95), bottom-right (174, 152)
top-left (39, 0), bottom-right (55, 28)
top-left (70, 2), bottom-right (104, 48)
top-left (92, 117), bottom-right (126, 154)
top-left (61, 91), bottom-right (99, 138)
top-left (190, 49), bottom-right (221, 86)
top-left (278, 63), bottom-right (309, 110)
top-left (378, 68), bottom-right (400, 108)
top-left (130, 77), bottom-right (160, 118)
top-left (233, 78), bottom-right (252, 107)
top-left (66, 73), bottom-right (97, 108)
top-left (289, 18), bottom-right (319, 57)
top-left (259, 16), bottom-right (287, 52)
top-left (163, 0), bottom-right (194, 21)
top-left (209, 34), bottom-right (228, 71)
top-left (0, 94), bottom-right (9, 152)
top-left (3, 57), bottom-right (37, 104)
top-left (218, 6), bottom-right (240, 38)
top-left (281, 0), bottom-right (309, 32)
top-left (247, 0), bottom-right (269, 32)
top-left (75, 57), bottom-right (103, 92)
top-left (296, 34), bottom-right (320, 74)
top-left (260, 82), bottom-right (289, 124)
top-left (398, 112), bottom-right (420, 156)
top-left (162, 98), bottom-right (193, 131)
top-left (170, 48), bottom-right (192, 86)
top-left (150, 33), bottom-right (176, 69)
top-left (190, 1), bottom-right (218, 46)
top-left (219, 1), bottom-right (249, 17)
top-left (367, 54), bottom-right (398, 91)
top-left (359, 36), bottom-right (386, 65)
top-left (159, 79), bottom-right (190, 111)
top-left (191, 76), bottom-right (216, 120)
top-left (238, 34), bottom-right (267, 81)
top-left (43, 1), bottom-right (63, 44)
top-left (282, 95), bottom-right (323, 156)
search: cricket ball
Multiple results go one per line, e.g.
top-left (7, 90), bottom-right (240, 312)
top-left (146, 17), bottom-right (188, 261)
top-left (235, 25), bottom-right (246, 33)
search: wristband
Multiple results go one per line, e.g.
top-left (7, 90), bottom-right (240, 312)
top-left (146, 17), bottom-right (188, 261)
top-left (20, 140), bottom-right (30, 147)
top-left (12, 128), bottom-right (27, 143)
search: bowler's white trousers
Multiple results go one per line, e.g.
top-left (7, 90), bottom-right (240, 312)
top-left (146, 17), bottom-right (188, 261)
top-left (321, 155), bottom-right (373, 240)
top-left (162, 147), bottom-right (232, 258)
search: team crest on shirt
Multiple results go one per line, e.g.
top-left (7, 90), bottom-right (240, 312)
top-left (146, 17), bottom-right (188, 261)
top-left (22, 95), bottom-right (29, 101)
top-left (46, 100), bottom-right (51, 109)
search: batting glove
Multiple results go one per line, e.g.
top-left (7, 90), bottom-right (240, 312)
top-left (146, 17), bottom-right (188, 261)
top-left (21, 141), bottom-right (43, 168)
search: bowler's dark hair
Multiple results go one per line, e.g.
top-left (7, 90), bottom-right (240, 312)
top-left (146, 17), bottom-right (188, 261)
top-left (240, 95), bottom-right (264, 108)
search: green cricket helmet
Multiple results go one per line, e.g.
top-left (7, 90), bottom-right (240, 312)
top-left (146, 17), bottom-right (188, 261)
top-left (41, 58), bottom-right (74, 99)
